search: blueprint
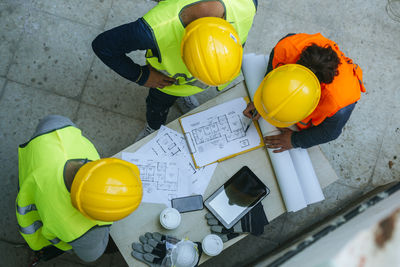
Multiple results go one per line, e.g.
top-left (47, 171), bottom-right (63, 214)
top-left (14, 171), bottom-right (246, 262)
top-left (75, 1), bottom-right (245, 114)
top-left (122, 153), bottom-right (193, 207)
top-left (131, 126), bottom-right (217, 205)
top-left (137, 126), bottom-right (187, 158)
top-left (180, 97), bottom-right (263, 167)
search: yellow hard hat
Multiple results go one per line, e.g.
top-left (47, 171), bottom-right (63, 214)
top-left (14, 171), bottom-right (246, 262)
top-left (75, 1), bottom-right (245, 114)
top-left (181, 17), bottom-right (242, 86)
top-left (71, 158), bottom-right (142, 222)
top-left (254, 64), bottom-right (321, 128)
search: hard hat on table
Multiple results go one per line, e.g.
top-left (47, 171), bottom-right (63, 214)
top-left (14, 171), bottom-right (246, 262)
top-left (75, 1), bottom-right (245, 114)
top-left (181, 17), bottom-right (242, 86)
top-left (71, 158), bottom-right (142, 222)
top-left (254, 64), bottom-right (321, 128)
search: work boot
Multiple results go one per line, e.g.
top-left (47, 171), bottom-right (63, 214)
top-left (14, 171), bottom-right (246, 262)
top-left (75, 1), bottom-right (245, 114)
top-left (135, 123), bottom-right (156, 142)
top-left (176, 95), bottom-right (200, 114)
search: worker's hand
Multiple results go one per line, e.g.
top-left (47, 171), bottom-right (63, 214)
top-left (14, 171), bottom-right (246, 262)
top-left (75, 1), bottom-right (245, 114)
top-left (144, 65), bottom-right (176, 89)
top-left (243, 102), bottom-right (261, 120)
top-left (264, 128), bottom-right (294, 153)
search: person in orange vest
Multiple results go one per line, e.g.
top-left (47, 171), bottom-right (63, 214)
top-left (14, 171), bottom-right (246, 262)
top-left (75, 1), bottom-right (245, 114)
top-left (16, 115), bottom-right (143, 265)
top-left (244, 33), bottom-right (366, 153)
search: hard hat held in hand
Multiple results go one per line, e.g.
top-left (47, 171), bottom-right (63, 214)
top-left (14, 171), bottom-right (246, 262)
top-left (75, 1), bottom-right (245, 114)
top-left (71, 158), bottom-right (142, 222)
top-left (254, 64), bottom-right (321, 128)
top-left (181, 17), bottom-right (242, 86)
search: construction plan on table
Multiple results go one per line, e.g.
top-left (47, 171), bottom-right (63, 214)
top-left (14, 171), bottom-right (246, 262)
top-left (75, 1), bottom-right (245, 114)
top-left (111, 81), bottom-right (340, 267)
top-left (179, 97), bottom-right (264, 168)
top-left (122, 126), bottom-right (217, 207)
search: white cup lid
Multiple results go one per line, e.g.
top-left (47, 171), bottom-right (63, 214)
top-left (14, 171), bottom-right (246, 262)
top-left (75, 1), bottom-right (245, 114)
top-left (202, 234), bottom-right (223, 256)
top-left (160, 208), bottom-right (181, 229)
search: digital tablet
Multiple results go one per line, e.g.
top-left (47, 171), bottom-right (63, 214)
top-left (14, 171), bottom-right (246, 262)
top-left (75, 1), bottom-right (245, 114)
top-left (204, 166), bottom-right (270, 229)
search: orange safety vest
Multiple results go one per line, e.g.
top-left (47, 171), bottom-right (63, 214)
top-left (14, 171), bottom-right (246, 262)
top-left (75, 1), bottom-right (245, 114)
top-left (272, 33), bottom-right (366, 129)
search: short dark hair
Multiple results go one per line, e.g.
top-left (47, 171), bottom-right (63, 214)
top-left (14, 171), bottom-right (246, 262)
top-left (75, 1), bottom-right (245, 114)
top-left (296, 44), bottom-right (340, 84)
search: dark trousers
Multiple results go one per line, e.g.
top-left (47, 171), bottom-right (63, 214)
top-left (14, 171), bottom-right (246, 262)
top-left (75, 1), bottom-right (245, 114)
top-left (146, 88), bottom-right (179, 130)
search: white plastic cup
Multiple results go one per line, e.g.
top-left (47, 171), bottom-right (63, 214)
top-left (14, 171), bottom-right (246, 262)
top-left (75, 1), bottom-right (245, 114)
top-left (202, 234), bottom-right (223, 256)
top-left (160, 208), bottom-right (181, 230)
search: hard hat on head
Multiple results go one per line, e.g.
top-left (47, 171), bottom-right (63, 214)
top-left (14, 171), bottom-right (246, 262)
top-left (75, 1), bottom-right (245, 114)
top-left (181, 17), bottom-right (242, 86)
top-left (254, 64), bottom-right (321, 128)
top-left (71, 158), bottom-right (142, 222)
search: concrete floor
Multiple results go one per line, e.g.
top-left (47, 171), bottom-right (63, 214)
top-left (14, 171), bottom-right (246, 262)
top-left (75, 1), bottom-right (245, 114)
top-left (0, 0), bottom-right (399, 266)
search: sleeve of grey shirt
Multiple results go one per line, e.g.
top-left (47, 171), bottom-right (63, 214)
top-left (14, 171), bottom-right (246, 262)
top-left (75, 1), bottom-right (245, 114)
top-left (32, 115), bottom-right (76, 139)
top-left (68, 225), bottom-right (111, 262)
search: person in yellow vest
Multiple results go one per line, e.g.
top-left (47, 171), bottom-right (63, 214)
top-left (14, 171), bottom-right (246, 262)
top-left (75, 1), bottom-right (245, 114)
top-left (244, 33), bottom-right (366, 153)
top-left (16, 115), bottom-right (143, 264)
top-left (92, 0), bottom-right (257, 141)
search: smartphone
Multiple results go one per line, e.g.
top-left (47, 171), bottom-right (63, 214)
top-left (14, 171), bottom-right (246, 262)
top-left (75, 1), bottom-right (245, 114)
top-left (171, 195), bottom-right (204, 213)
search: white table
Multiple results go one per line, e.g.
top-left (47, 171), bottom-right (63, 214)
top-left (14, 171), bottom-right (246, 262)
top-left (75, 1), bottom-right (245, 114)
top-left (111, 82), bottom-right (338, 266)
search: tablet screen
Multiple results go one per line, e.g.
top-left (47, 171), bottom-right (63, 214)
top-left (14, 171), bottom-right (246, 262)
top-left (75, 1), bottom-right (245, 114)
top-left (205, 166), bottom-right (269, 228)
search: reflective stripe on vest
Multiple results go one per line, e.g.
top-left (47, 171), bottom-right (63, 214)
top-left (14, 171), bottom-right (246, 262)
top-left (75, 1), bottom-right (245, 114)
top-left (158, 69), bottom-right (211, 90)
top-left (16, 204), bottom-right (62, 245)
top-left (49, 238), bottom-right (61, 245)
top-left (17, 204), bottom-right (37, 215)
top-left (143, 0), bottom-right (256, 96)
top-left (18, 220), bottom-right (42, 235)
top-left (17, 126), bottom-right (111, 251)
top-left (271, 33), bottom-right (365, 129)
top-left (18, 221), bottom-right (61, 245)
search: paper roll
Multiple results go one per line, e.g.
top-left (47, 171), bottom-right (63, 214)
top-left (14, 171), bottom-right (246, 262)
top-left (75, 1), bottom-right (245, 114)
top-left (289, 148), bottom-right (324, 204)
top-left (259, 120), bottom-right (308, 211)
top-left (242, 54), bottom-right (307, 212)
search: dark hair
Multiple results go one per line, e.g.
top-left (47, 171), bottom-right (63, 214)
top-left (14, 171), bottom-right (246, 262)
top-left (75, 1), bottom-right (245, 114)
top-left (296, 44), bottom-right (340, 84)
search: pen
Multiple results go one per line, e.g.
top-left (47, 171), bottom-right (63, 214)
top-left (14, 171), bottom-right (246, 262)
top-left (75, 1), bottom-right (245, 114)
top-left (244, 110), bottom-right (258, 133)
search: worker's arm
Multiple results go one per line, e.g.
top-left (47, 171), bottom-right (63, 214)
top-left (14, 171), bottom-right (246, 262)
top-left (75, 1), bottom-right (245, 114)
top-left (68, 225), bottom-right (111, 262)
top-left (91, 19), bottom-right (155, 86)
top-left (291, 103), bottom-right (356, 148)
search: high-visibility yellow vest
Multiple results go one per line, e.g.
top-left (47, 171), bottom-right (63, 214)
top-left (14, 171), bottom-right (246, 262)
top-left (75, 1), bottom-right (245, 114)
top-left (16, 126), bottom-right (112, 251)
top-left (143, 0), bottom-right (256, 96)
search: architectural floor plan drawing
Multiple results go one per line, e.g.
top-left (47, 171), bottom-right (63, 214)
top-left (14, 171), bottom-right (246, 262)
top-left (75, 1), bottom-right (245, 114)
top-left (136, 126), bottom-right (217, 196)
top-left (153, 132), bottom-right (183, 156)
top-left (180, 97), bottom-right (263, 167)
top-left (121, 152), bottom-right (192, 206)
top-left (136, 126), bottom-right (195, 175)
top-left (137, 161), bottom-right (178, 191)
top-left (191, 113), bottom-right (247, 147)
top-left (123, 126), bottom-right (217, 206)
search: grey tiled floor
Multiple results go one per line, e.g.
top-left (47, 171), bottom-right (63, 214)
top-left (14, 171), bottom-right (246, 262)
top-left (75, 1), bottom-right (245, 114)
top-left (1, 0), bottom-right (399, 266)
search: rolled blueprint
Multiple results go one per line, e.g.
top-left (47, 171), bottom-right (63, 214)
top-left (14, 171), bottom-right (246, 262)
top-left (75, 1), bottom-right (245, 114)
top-left (242, 53), bottom-right (324, 211)
top-left (242, 53), bottom-right (307, 212)
top-left (289, 148), bottom-right (324, 204)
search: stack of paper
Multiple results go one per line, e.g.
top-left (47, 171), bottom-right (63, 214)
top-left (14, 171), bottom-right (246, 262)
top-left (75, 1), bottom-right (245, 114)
top-left (122, 126), bottom-right (217, 207)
